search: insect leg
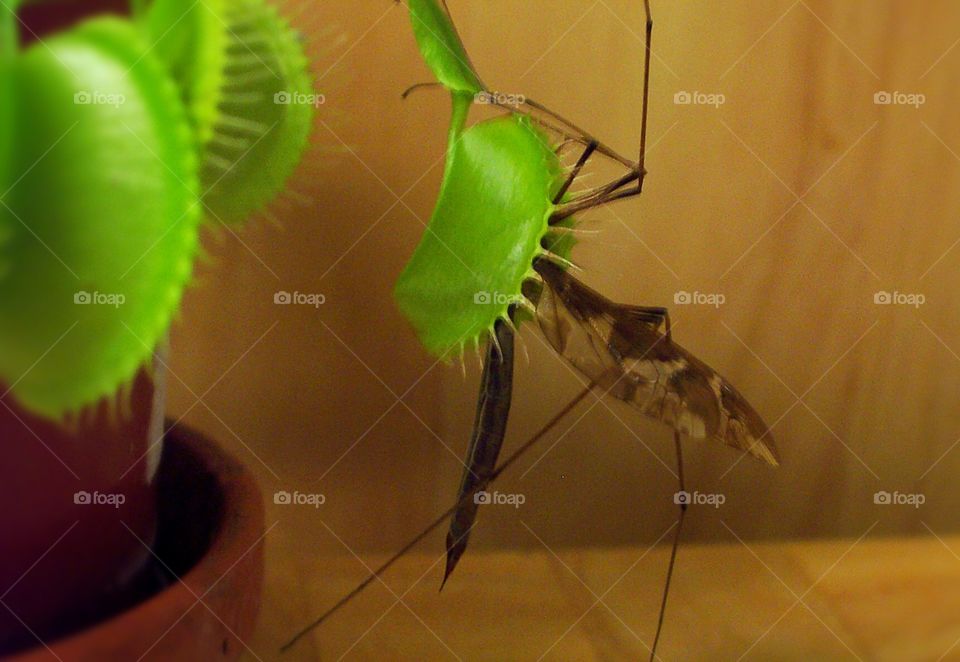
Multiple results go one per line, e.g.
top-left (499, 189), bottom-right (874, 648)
top-left (650, 429), bottom-right (686, 662)
top-left (552, 180), bottom-right (644, 221)
top-left (549, 0), bottom-right (652, 213)
top-left (553, 140), bottom-right (598, 206)
top-left (282, 383), bottom-right (596, 653)
top-left (555, 0), bottom-right (653, 219)
top-left (638, 0), bottom-right (653, 193)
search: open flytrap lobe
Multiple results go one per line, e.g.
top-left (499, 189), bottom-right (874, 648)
top-left (285, 1), bottom-right (778, 659)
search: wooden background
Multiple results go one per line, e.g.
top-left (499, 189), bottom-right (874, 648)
top-left (163, 0), bottom-right (960, 654)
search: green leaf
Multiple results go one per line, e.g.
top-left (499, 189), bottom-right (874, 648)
top-left (0, 17), bottom-right (201, 417)
top-left (395, 115), bottom-right (563, 357)
top-left (408, 0), bottom-right (482, 94)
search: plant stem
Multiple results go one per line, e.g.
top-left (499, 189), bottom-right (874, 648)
top-left (280, 383), bottom-right (596, 654)
top-left (442, 91), bottom-right (472, 177)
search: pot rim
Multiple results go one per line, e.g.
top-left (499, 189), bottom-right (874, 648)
top-left (9, 423), bottom-right (266, 661)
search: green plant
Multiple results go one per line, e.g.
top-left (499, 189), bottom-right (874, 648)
top-left (0, 0), bottom-right (315, 418)
top-left (395, 0), bottom-right (578, 359)
top-left (395, 115), bottom-right (565, 356)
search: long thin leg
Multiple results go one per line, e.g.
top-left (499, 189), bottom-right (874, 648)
top-left (523, 97), bottom-right (638, 171)
top-left (281, 384), bottom-right (597, 653)
top-left (638, 0), bottom-right (653, 193)
top-left (650, 429), bottom-right (686, 662)
top-left (401, 81), bottom-right (445, 99)
top-left (553, 140), bottom-right (598, 206)
top-left (538, 0), bottom-right (653, 198)
top-left (583, 168), bottom-right (645, 201)
top-left (552, 179), bottom-right (646, 222)
top-left (492, 99), bottom-right (637, 173)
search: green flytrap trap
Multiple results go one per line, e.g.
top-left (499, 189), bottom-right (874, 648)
top-left (286, 2), bottom-right (779, 659)
top-left (0, 0), bottom-right (315, 418)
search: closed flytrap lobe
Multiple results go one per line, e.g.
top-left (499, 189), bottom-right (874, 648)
top-left (0, 0), bottom-right (314, 421)
top-left (143, 0), bottom-right (317, 225)
top-left (284, 1), bottom-right (778, 659)
top-left (0, 15), bottom-right (201, 419)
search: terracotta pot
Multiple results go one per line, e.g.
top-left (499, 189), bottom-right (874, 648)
top-left (9, 423), bottom-right (266, 661)
top-left (0, 367), bottom-right (165, 652)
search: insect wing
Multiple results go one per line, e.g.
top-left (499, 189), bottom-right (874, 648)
top-left (533, 261), bottom-right (778, 465)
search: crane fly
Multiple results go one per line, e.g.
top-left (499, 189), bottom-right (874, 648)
top-left (284, 1), bottom-right (779, 658)
top-left (530, 258), bottom-right (778, 467)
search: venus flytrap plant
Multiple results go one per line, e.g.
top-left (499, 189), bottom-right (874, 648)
top-left (0, 0), bottom-right (314, 419)
top-left (396, 0), bottom-right (577, 360)
top-left (406, 0), bottom-right (483, 140)
top-left (196, 0), bottom-right (315, 225)
top-left (142, 0), bottom-right (229, 150)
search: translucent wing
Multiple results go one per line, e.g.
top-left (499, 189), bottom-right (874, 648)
top-left (533, 260), bottom-right (779, 466)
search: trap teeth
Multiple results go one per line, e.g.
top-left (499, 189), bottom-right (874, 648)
top-left (143, 0), bottom-right (316, 226)
top-left (200, 0), bottom-right (316, 225)
top-left (142, 0), bottom-right (229, 150)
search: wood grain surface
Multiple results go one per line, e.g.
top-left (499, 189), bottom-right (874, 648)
top-left (161, 1), bottom-right (960, 656)
top-left (257, 533), bottom-right (960, 661)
